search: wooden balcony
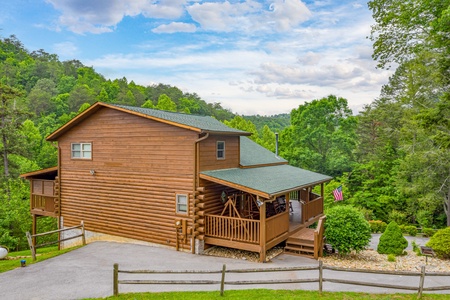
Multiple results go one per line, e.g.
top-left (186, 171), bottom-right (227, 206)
top-left (30, 179), bottom-right (59, 217)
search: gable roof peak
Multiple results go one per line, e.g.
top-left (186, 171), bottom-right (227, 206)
top-left (47, 102), bottom-right (251, 141)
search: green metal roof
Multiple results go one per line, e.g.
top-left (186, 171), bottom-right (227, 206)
top-left (200, 165), bottom-right (332, 198)
top-left (113, 104), bottom-right (249, 135)
top-left (240, 136), bottom-right (287, 167)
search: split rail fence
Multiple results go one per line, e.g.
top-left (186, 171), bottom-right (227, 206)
top-left (26, 221), bottom-right (86, 261)
top-left (113, 261), bottom-right (450, 298)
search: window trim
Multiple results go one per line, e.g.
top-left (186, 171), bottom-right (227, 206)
top-left (71, 142), bottom-right (92, 160)
top-left (216, 141), bottom-right (225, 160)
top-left (176, 194), bottom-right (189, 215)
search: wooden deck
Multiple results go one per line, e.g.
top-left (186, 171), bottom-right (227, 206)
top-left (285, 215), bottom-right (326, 259)
top-left (289, 227), bottom-right (314, 240)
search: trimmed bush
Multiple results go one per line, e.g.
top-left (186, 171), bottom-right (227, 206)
top-left (369, 220), bottom-right (387, 233)
top-left (426, 227), bottom-right (450, 259)
top-left (403, 225), bottom-right (418, 237)
top-left (377, 221), bottom-right (408, 256)
top-left (324, 205), bottom-right (371, 255)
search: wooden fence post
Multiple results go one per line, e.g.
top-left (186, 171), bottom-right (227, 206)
top-left (26, 231), bottom-right (36, 261)
top-left (319, 260), bottom-right (323, 294)
top-left (220, 264), bottom-right (226, 296)
top-left (418, 265), bottom-right (425, 299)
top-left (113, 263), bottom-right (119, 296)
top-left (81, 221), bottom-right (86, 245)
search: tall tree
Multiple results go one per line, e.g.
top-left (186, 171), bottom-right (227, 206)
top-left (0, 83), bottom-right (28, 200)
top-left (155, 94), bottom-right (177, 112)
top-left (369, 0), bottom-right (450, 225)
top-left (0, 83), bottom-right (25, 178)
top-left (284, 95), bottom-right (357, 176)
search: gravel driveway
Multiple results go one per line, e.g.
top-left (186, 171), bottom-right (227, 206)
top-left (0, 237), bottom-right (447, 300)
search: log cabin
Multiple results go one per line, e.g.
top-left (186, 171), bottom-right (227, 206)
top-left (21, 102), bottom-right (332, 262)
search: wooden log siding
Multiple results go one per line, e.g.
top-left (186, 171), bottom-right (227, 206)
top-left (57, 107), bottom-right (198, 250)
top-left (199, 136), bottom-right (240, 171)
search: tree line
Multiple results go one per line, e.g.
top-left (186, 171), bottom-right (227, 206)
top-left (1, 0), bottom-right (449, 250)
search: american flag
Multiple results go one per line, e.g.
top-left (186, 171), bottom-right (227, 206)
top-left (333, 185), bottom-right (343, 201)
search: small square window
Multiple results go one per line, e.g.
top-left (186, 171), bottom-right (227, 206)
top-left (176, 194), bottom-right (188, 214)
top-left (217, 141), bottom-right (225, 159)
top-left (71, 143), bottom-right (92, 159)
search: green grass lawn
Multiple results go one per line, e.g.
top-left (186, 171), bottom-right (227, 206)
top-left (0, 245), bottom-right (82, 273)
top-left (87, 289), bottom-right (449, 300)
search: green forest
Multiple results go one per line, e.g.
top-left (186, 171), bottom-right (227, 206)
top-left (1, 0), bottom-right (449, 251)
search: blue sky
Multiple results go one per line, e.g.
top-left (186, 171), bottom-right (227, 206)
top-left (1, 0), bottom-right (392, 115)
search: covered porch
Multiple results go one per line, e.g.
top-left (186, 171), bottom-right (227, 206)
top-left (197, 165), bottom-right (332, 262)
top-left (20, 167), bottom-right (60, 239)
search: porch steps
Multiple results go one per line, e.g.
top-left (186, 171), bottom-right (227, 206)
top-left (284, 228), bottom-right (315, 258)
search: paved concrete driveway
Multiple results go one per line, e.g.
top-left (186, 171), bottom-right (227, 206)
top-left (0, 241), bottom-right (448, 299)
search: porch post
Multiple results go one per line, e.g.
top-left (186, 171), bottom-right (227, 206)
top-left (32, 214), bottom-right (37, 246)
top-left (286, 193), bottom-right (290, 213)
top-left (259, 197), bottom-right (266, 263)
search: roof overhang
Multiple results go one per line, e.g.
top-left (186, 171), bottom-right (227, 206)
top-left (20, 166), bottom-right (58, 179)
top-left (200, 165), bottom-right (332, 200)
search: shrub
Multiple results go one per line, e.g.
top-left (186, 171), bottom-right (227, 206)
top-left (403, 225), bottom-right (417, 237)
top-left (416, 210), bottom-right (433, 229)
top-left (387, 254), bottom-right (396, 262)
top-left (358, 207), bottom-right (374, 221)
top-left (369, 220), bottom-right (387, 233)
top-left (324, 205), bottom-right (371, 255)
top-left (377, 221), bottom-right (408, 256)
top-left (411, 241), bottom-right (421, 256)
top-left (388, 210), bottom-right (407, 225)
top-left (421, 228), bottom-right (436, 237)
top-left (426, 227), bottom-right (450, 259)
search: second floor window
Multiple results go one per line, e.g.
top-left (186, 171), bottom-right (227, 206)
top-left (217, 141), bottom-right (225, 159)
top-left (71, 143), bottom-right (92, 159)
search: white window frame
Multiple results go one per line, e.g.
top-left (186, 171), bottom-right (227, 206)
top-left (71, 142), bottom-right (92, 159)
top-left (216, 141), bottom-right (225, 160)
top-left (176, 194), bottom-right (188, 214)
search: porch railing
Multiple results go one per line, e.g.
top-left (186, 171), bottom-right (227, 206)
top-left (205, 215), bottom-right (260, 244)
top-left (302, 196), bottom-right (323, 223)
top-left (266, 211), bottom-right (289, 242)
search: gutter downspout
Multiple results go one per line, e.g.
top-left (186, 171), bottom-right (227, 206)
top-left (50, 142), bottom-right (62, 249)
top-left (192, 132), bottom-right (210, 253)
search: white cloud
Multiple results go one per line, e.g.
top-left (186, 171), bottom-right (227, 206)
top-left (152, 22), bottom-right (197, 34)
top-left (187, 0), bottom-right (311, 32)
top-left (46, 0), bottom-right (186, 34)
top-left (267, 0), bottom-right (311, 31)
top-left (187, 0), bottom-right (263, 32)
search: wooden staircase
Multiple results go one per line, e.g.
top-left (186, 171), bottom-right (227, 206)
top-left (284, 216), bottom-right (326, 259)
